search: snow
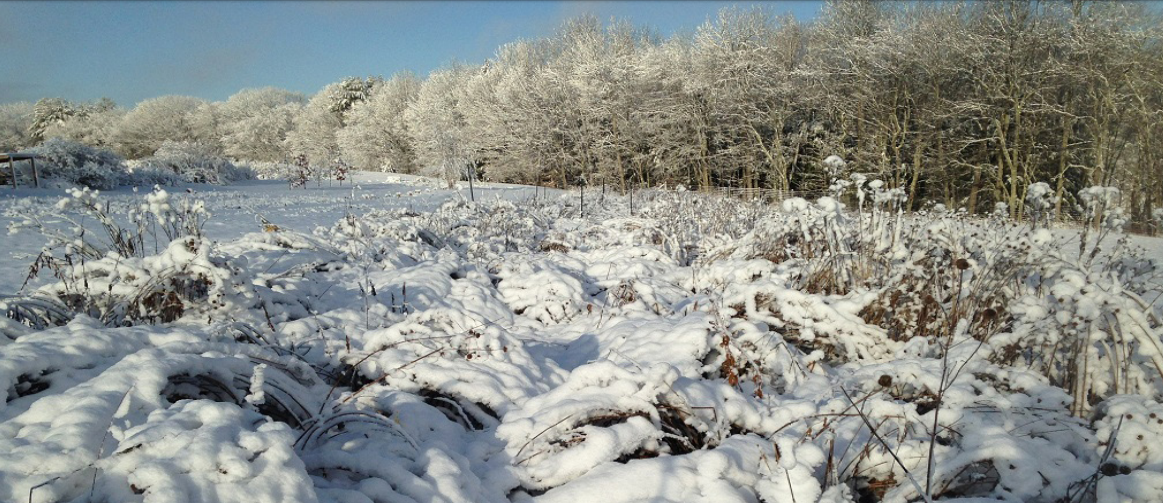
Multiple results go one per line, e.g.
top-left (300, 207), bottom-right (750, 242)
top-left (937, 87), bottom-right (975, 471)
top-left (1, 172), bottom-right (1162, 502)
top-left (0, 172), bottom-right (540, 297)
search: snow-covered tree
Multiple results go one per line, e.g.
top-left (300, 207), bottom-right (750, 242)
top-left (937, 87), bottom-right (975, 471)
top-left (459, 39), bottom-right (559, 184)
top-left (289, 153), bottom-right (310, 188)
top-left (216, 87), bottom-right (305, 162)
top-left (28, 98), bottom-right (77, 143)
top-left (285, 79), bottom-right (374, 166)
top-left (0, 102), bottom-right (34, 152)
top-left (42, 101), bottom-right (125, 149)
top-left (337, 72), bottom-right (420, 172)
top-left (328, 76), bottom-right (381, 115)
top-left (113, 95), bottom-right (208, 158)
top-left (404, 65), bottom-right (476, 186)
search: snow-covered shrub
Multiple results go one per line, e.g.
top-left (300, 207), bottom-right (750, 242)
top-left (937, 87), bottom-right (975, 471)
top-left (35, 235), bottom-right (258, 325)
top-left (1079, 186), bottom-right (1125, 228)
top-left (1025, 181), bottom-right (1057, 228)
top-left (993, 258), bottom-right (1163, 416)
top-left (139, 140), bottom-right (254, 185)
top-left (26, 137), bottom-right (127, 189)
top-left (12, 185), bottom-right (210, 260)
top-left (0, 327), bottom-right (323, 503)
top-left (6, 187), bottom-right (254, 326)
top-left (801, 360), bottom-right (1096, 502)
top-left (858, 217), bottom-right (1033, 344)
top-left (330, 157), bottom-right (350, 184)
top-left (823, 154), bottom-right (847, 180)
top-left (1077, 185), bottom-right (1127, 264)
top-left (495, 256), bottom-right (589, 324)
top-left (124, 159), bottom-right (184, 187)
top-left (499, 362), bottom-right (693, 491)
top-left (687, 177), bottom-right (1163, 420)
top-left (289, 153), bottom-right (310, 188)
top-left (234, 159), bottom-right (297, 181)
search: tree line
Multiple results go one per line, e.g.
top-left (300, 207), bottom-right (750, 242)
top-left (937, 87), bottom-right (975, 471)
top-left (1, 0), bottom-right (1160, 227)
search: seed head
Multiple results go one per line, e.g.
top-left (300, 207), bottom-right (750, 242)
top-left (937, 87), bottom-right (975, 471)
top-left (1101, 463), bottom-right (1119, 477)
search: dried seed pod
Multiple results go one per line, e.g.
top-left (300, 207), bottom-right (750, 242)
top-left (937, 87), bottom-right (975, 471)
top-left (981, 308), bottom-right (997, 322)
top-left (1101, 463), bottom-right (1120, 477)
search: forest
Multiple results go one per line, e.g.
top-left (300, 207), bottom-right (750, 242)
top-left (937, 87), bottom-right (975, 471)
top-left (1, 0), bottom-right (1161, 229)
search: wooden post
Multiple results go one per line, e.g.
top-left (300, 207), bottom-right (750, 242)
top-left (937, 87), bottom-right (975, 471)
top-left (30, 158), bottom-right (39, 188)
top-left (9, 158), bottom-right (15, 189)
top-left (467, 163), bottom-right (475, 202)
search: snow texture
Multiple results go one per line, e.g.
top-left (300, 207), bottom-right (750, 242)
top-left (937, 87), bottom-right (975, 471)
top-left (1, 172), bottom-right (1162, 502)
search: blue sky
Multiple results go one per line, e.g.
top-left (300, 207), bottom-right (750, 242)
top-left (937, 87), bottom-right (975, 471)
top-left (0, 1), bottom-right (822, 107)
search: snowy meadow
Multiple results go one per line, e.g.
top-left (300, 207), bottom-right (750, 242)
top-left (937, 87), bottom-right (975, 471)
top-left (6, 0), bottom-right (1163, 501)
top-left (1, 173), bottom-right (1161, 503)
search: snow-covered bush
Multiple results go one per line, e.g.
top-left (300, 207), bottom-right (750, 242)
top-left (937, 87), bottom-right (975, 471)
top-left (495, 256), bottom-right (588, 324)
top-left (124, 159), bottom-right (184, 187)
top-left (1078, 186), bottom-right (1125, 229)
top-left (36, 235), bottom-right (257, 325)
top-left (690, 178), bottom-right (1163, 420)
top-left (5, 187), bottom-right (254, 326)
top-left (1026, 181), bottom-right (1057, 228)
top-left (1077, 185), bottom-right (1129, 265)
top-left (823, 154), bottom-right (847, 180)
top-left (26, 137), bottom-right (127, 189)
top-left (289, 153), bottom-right (310, 188)
top-left (234, 159), bottom-right (298, 181)
top-left (139, 140), bottom-right (254, 185)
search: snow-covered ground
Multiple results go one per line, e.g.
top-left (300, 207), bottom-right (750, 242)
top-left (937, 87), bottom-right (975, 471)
top-left (1, 173), bottom-right (1162, 503)
top-left (0, 172), bottom-right (544, 297)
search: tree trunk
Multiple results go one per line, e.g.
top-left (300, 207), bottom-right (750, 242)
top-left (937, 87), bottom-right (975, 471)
top-left (907, 139), bottom-right (925, 212)
top-left (969, 164), bottom-right (982, 214)
top-left (1054, 115), bottom-right (1072, 220)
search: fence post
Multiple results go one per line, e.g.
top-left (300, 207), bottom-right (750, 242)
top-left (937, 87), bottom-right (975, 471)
top-left (9, 158), bottom-right (15, 189)
top-left (30, 158), bottom-right (38, 188)
top-left (467, 164), bottom-right (475, 202)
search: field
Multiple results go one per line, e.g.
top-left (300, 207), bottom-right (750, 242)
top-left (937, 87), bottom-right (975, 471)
top-left (1, 173), bottom-right (1162, 503)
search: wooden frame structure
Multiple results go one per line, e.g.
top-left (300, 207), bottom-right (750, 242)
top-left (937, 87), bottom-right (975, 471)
top-left (0, 153), bottom-right (39, 188)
